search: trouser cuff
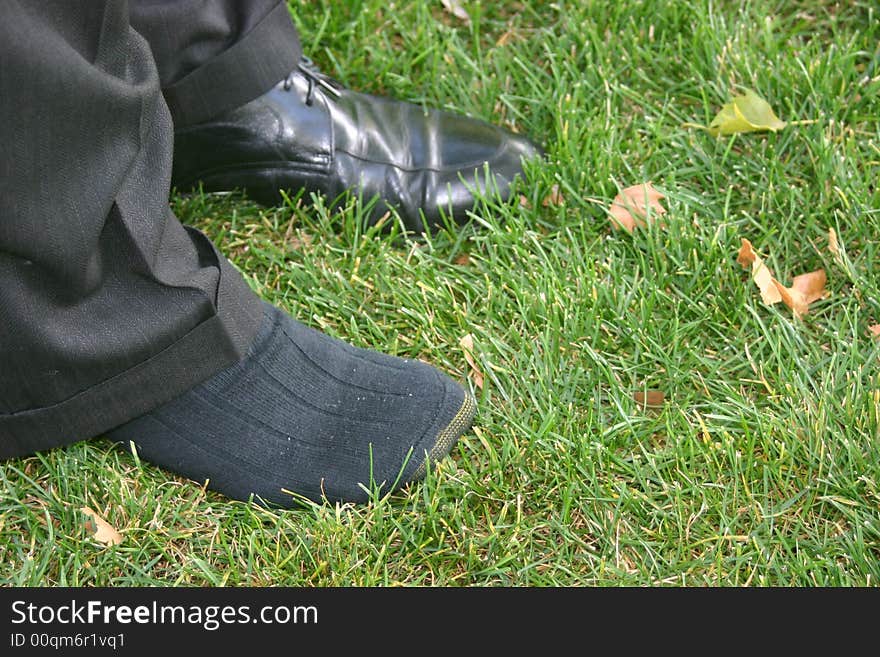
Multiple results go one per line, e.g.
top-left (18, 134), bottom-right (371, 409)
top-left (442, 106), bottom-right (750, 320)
top-left (0, 250), bottom-right (263, 459)
top-left (162, 2), bottom-right (302, 127)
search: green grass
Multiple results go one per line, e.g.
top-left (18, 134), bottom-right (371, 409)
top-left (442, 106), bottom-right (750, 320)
top-left (2, 0), bottom-right (879, 586)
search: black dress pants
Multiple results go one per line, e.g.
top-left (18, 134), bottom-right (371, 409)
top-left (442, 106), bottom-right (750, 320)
top-left (0, 1), bottom-right (301, 457)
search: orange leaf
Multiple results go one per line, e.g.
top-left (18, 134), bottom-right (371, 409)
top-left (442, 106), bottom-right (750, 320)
top-left (80, 507), bottom-right (122, 546)
top-left (609, 183), bottom-right (666, 232)
top-left (736, 238), bottom-right (757, 267)
top-left (459, 334), bottom-right (484, 390)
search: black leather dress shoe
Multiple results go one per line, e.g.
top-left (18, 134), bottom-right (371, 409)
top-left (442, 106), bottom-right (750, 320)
top-left (171, 58), bottom-right (542, 232)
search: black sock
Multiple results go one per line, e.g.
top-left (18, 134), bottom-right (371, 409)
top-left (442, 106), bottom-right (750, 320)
top-left (107, 302), bottom-right (476, 505)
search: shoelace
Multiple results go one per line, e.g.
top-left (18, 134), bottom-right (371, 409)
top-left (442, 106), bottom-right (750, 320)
top-left (283, 56), bottom-right (342, 106)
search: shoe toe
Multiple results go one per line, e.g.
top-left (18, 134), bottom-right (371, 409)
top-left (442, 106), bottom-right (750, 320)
top-left (484, 128), bottom-right (544, 193)
top-left (436, 110), bottom-right (543, 169)
top-left (420, 124), bottom-right (542, 228)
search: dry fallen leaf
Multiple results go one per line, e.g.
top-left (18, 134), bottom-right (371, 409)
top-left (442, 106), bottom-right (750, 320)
top-left (737, 238), bottom-right (782, 305)
top-left (608, 182), bottom-right (667, 232)
top-left (542, 184), bottom-right (565, 207)
top-left (868, 324), bottom-right (880, 338)
top-left (441, 0), bottom-right (471, 25)
top-left (496, 27), bottom-right (519, 47)
top-left (737, 239), bottom-right (828, 318)
top-left (80, 507), bottom-right (122, 546)
top-left (454, 253), bottom-right (471, 266)
top-left (634, 390), bottom-right (665, 408)
top-left (287, 230), bottom-right (313, 252)
top-left (828, 227), bottom-right (840, 257)
top-left (459, 333), bottom-right (484, 390)
top-left (772, 270), bottom-right (828, 318)
top-left (708, 88), bottom-right (786, 137)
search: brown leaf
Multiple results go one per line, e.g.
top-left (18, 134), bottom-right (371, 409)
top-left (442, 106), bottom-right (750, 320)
top-left (454, 253), bottom-right (471, 266)
top-left (868, 324), bottom-right (880, 338)
top-left (518, 195), bottom-right (532, 210)
top-left (80, 507), bottom-right (122, 546)
top-left (791, 269), bottom-right (828, 306)
top-left (288, 230), bottom-right (313, 252)
top-left (634, 390), bottom-right (665, 408)
top-left (542, 184), bottom-right (565, 207)
top-left (772, 269), bottom-right (828, 318)
top-left (738, 239), bottom-right (828, 318)
top-left (609, 183), bottom-right (667, 232)
top-left (459, 333), bottom-right (484, 390)
top-left (441, 0), bottom-right (471, 25)
top-left (737, 239), bottom-right (782, 305)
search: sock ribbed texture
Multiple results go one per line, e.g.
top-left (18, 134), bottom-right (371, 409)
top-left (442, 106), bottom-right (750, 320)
top-left (107, 302), bottom-right (476, 505)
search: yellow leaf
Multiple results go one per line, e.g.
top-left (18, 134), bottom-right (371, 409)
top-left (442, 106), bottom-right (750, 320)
top-left (708, 102), bottom-right (750, 136)
top-left (709, 89), bottom-right (786, 137)
top-left (80, 507), bottom-right (122, 546)
top-left (608, 182), bottom-right (667, 232)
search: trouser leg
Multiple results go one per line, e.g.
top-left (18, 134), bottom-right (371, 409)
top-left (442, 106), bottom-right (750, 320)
top-left (130, 0), bottom-right (302, 126)
top-left (0, 0), bottom-right (262, 457)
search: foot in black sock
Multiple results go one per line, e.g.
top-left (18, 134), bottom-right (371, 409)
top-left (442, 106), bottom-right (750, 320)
top-left (107, 303), bottom-right (476, 505)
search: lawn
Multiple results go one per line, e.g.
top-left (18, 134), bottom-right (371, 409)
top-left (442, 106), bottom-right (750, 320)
top-left (1, 0), bottom-right (878, 586)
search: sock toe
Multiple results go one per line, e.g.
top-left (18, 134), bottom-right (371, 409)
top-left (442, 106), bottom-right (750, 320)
top-left (404, 374), bottom-right (476, 485)
top-left (107, 303), bottom-right (475, 506)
